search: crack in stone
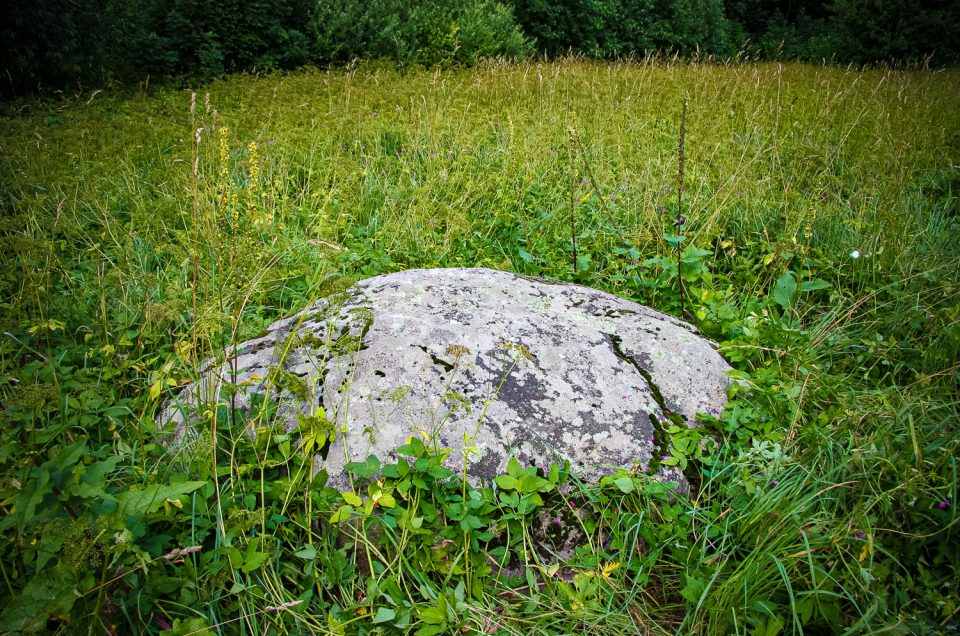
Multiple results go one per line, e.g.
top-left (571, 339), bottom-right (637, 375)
top-left (605, 332), bottom-right (675, 470)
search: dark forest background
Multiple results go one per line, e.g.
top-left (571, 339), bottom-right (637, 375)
top-left (3, 0), bottom-right (958, 96)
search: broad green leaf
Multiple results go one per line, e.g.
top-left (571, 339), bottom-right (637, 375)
top-left (681, 246), bottom-right (712, 261)
top-left (342, 491), bottom-right (362, 506)
top-left (330, 505), bottom-right (354, 523)
top-left (0, 571), bottom-right (76, 632)
top-left (520, 474), bottom-right (553, 493)
top-left (799, 278), bottom-right (831, 292)
top-left (372, 607), bottom-right (396, 624)
top-left (613, 477), bottom-right (635, 493)
top-left (242, 538), bottom-right (270, 573)
top-left (517, 248), bottom-right (533, 263)
top-left (345, 454), bottom-right (380, 478)
top-left (294, 545), bottom-right (318, 560)
top-left (772, 271), bottom-right (797, 310)
top-left (663, 232), bottom-right (687, 247)
top-left (495, 475), bottom-right (521, 491)
top-left (116, 481), bottom-right (206, 517)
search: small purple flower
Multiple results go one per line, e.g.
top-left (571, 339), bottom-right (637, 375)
top-left (661, 455), bottom-right (669, 461)
top-left (267, 139), bottom-right (275, 145)
top-left (852, 531), bottom-right (866, 540)
top-left (494, 121), bottom-right (500, 127)
top-left (640, 464), bottom-right (648, 471)
top-left (609, 193), bottom-right (617, 200)
top-left (770, 481), bottom-right (778, 487)
top-left (618, 184), bottom-right (625, 191)
top-left (622, 394), bottom-right (628, 400)
top-left (554, 518), bottom-right (562, 525)
top-left (677, 216), bottom-right (686, 224)
top-left (581, 179), bottom-right (587, 186)
top-left (569, 501), bottom-right (577, 509)
top-left (371, 111), bottom-right (378, 117)
top-left (819, 193), bottom-right (827, 201)
top-left (737, 190), bottom-right (744, 196)
top-left (939, 499), bottom-right (951, 510)
top-left (650, 435), bottom-right (655, 442)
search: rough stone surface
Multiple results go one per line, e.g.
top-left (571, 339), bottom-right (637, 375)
top-left (164, 268), bottom-right (732, 490)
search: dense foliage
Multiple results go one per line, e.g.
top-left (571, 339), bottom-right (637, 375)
top-left (1, 60), bottom-right (958, 634)
top-left (3, 0), bottom-right (959, 97)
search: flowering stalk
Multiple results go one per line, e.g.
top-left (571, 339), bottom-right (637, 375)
top-left (676, 97), bottom-right (688, 317)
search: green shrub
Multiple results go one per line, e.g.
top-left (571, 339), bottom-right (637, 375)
top-left (309, 0), bottom-right (530, 66)
top-left (509, 0), bottom-right (735, 58)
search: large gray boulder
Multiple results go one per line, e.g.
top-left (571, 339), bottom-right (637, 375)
top-left (164, 268), bottom-right (732, 489)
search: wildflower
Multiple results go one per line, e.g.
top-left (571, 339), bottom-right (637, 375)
top-left (247, 141), bottom-right (259, 199)
top-left (737, 190), bottom-right (744, 196)
top-left (852, 531), bottom-right (866, 540)
top-left (581, 179), bottom-right (587, 185)
top-left (371, 111), bottom-right (378, 117)
top-left (661, 455), bottom-right (669, 461)
top-left (770, 481), bottom-right (778, 487)
top-left (569, 501), bottom-right (577, 509)
top-left (622, 394), bottom-right (628, 400)
top-left (850, 250), bottom-right (861, 259)
top-left (609, 193), bottom-right (617, 200)
top-left (939, 499), bottom-right (951, 510)
top-left (618, 184), bottom-right (625, 191)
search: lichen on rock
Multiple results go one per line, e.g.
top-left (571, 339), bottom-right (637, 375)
top-left (162, 268), bottom-right (733, 491)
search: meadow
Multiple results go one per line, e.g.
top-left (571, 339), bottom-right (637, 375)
top-left (1, 59), bottom-right (958, 634)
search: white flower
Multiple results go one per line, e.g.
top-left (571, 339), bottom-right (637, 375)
top-left (849, 250), bottom-right (861, 259)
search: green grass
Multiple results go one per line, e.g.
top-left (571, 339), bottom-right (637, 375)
top-left (0, 59), bottom-right (958, 634)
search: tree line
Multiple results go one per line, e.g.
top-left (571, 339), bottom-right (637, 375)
top-left (3, 0), bottom-right (957, 96)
